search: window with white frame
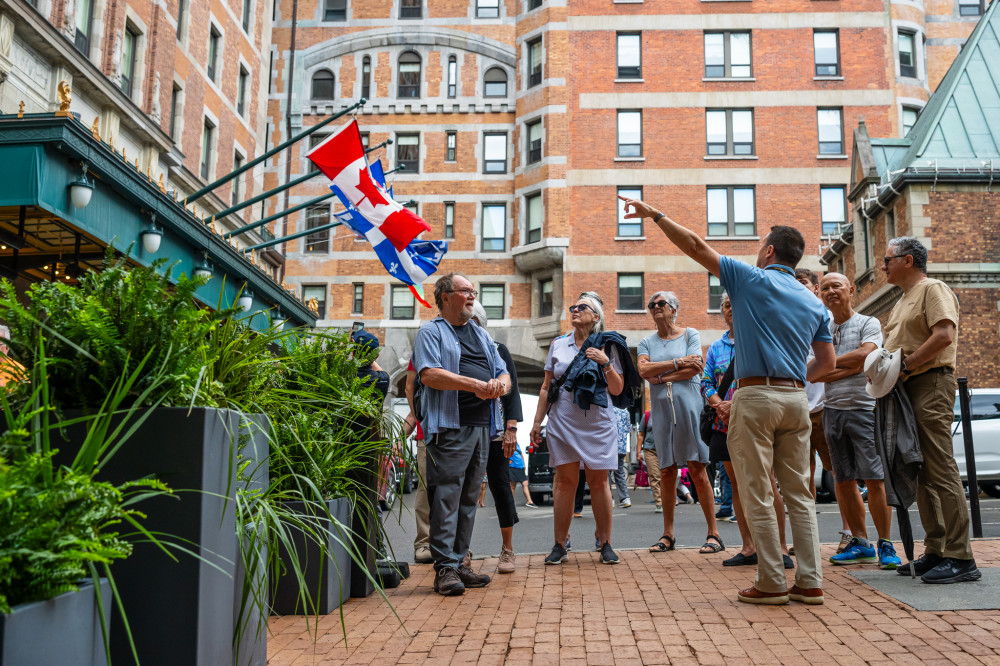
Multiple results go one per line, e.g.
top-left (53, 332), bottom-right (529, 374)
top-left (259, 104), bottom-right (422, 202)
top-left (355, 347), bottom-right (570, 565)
top-left (482, 204), bottom-right (506, 251)
top-left (526, 193), bottom-right (542, 244)
top-left (617, 110), bottom-right (642, 157)
top-left (820, 186), bottom-right (846, 236)
top-left (391, 285), bottom-right (415, 319)
top-left (898, 31), bottom-right (916, 78)
top-left (617, 187), bottom-right (642, 237)
top-left (616, 33), bottom-right (641, 79)
top-left (480, 284), bottom-right (505, 320)
top-left (707, 186), bottom-right (755, 237)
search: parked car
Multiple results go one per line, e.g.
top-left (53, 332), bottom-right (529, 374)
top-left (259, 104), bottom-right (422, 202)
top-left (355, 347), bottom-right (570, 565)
top-left (952, 389), bottom-right (1000, 497)
top-left (527, 427), bottom-right (555, 505)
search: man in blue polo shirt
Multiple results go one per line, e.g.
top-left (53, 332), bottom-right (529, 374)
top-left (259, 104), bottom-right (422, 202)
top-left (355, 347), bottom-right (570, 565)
top-left (620, 195), bottom-right (835, 606)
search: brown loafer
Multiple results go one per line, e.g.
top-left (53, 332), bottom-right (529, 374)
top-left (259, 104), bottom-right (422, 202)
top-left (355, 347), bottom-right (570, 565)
top-left (737, 586), bottom-right (789, 605)
top-left (788, 585), bottom-right (824, 605)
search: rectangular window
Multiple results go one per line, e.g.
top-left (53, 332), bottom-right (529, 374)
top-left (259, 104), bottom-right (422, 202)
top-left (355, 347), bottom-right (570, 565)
top-left (526, 193), bottom-right (542, 244)
top-left (483, 133), bottom-right (507, 173)
top-left (704, 31), bottom-right (751, 78)
top-left (76, 0), bottom-right (94, 54)
top-left (813, 30), bottom-right (840, 77)
top-left (705, 109), bottom-right (754, 156)
top-left (447, 57), bottom-right (458, 97)
top-left (391, 285), bottom-right (415, 319)
top-left (396, 133), bottom-right (419, 173)
top-left (480, 284), bottom-right (505, 320)
top-left (617, 273), bottom-right (644, 311)
top-left (121, 26), bottom-right (138, 97)
top-left (527, 120), bottom-right (542, 164)
top-left (325, 0), bottom-right (347, 20)
top-left (482, 204), bottom-right (506, 252)
top-left (820, 186), bottom-right (846, 236)
top-left (477, 0), bottom-right (499, 18)
top-left (302, 285), bottom-right (327, 319)
top-left (237, 66), bottom-right (249, 117)
top-left (902, 106), bottom-right (919, 135)
top-left (207, 27), bottom-right (221, 82)
top-left (617, 187), bottom-right (643, 237)
top-left (352, 283), bottom-right (364, 314)
top-left (200, 119), bottom-right (215, 180)
top-left (708, 275), bottom-right (723, 311)
top-left (528, 38), bottom-right (543, 87)
top-left (169, 85), bottom-right (181, 140)
top-left (361, 57), bottom-right (371, 97)
top-left (616, 33), bottom-right (641, 79)
top-left (305, 206), bottom-right (331, 253)
top-left (886, 209), bottom-right (896, 241)
top-left (959, 0), bottom-right (982, 15)
top-left (177, 0), bottom-right (187, 40)
top-left (309, 133), bottom-right (329, 149)
top-left (444, 202), bottom-right (455, 238)
top-left (360, 132), bottom-right (369, 150)
top-left (446, 131), bottom-right (456, 161)
top-left (242, 0), bottom-right (252, 31)
top-left (539, 278), bottom-right (553, 317)
top-left (898, 31), bottom-right (916, 78)
top-left (400, 0), bottom-right (421, 19)
top-left (707, 186), bottom-right (755, 237)
top-left (529, 0), bottom-right (542, 9)
top-left (817, 108), bottom-right (844, 155)
top-left (617, 110), bottom-right (642, 157)
top-left (232, 153), bottom-right (244, 206)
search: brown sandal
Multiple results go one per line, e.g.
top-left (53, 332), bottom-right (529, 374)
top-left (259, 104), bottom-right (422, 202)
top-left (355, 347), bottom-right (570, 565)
top-left (700, 534), bottom-right (725, 554)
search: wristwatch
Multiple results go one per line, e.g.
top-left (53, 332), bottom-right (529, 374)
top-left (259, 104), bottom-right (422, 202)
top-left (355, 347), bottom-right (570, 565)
top-left (901, 360), bottom-right (911, 375)
top-left (601, 360), bottom-right (612, 370)
top-left (653, 211), bottom-right (665, 223)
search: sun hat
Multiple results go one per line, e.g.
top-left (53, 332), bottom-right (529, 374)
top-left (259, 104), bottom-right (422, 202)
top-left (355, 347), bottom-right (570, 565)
top-left (864, 347), bottom-right (902, 398)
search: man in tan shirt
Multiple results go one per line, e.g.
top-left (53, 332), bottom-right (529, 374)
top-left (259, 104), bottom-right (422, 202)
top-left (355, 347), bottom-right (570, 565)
top-left (882, 236), bottom-right (979, 584)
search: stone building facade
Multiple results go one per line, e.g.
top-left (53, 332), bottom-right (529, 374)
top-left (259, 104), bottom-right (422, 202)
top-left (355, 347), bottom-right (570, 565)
top-left (0, 0), bottom-right (278, 274)
top-left (269, 0), bottom-right (986, 394)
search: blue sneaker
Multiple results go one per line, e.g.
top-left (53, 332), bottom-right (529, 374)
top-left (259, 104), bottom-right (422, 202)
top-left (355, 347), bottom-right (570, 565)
top-left (829, 537), bottom-right (877, 565)
top-left (878, 539), bottom-right (901, 570)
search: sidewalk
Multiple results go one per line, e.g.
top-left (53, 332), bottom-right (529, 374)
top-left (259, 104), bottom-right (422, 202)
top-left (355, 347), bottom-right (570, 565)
top-left (267, 539), bottom-right (1000, 665)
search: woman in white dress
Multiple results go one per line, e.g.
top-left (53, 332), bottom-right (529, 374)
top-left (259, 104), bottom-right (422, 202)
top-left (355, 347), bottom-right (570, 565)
top-left (531, 293), bottom-right (624, 565)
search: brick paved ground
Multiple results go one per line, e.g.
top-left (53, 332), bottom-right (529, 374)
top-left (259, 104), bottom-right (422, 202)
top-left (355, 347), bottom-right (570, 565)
top-left (267, 539), bottom-right (1000, 665)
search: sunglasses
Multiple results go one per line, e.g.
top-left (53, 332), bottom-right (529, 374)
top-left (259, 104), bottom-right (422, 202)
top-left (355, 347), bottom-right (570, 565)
top-left (647, 300), bottom-right (670, 310)
top-left (883, 255), bottom-right (903, 267)
top-left (568, 304), bottom-right (593, 314)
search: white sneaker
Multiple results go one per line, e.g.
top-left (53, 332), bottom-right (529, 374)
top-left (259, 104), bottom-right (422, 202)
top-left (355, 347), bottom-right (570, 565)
top-left (498, 546), bottom-right (516, 574)
top-left (621, 498), bottom-right (632, 508)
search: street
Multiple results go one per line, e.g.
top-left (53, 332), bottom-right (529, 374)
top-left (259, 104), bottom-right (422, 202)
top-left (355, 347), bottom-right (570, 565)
top-left (380, 486), bottom-right (1000, 561)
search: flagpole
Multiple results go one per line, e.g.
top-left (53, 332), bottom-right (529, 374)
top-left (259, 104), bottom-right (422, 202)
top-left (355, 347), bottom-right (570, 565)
top-left (243, 217), bottom-right (344, 252)
top-left (224, 192), bottom-right (336, 238)
top-left (186, 98), bottom-right (366, 205)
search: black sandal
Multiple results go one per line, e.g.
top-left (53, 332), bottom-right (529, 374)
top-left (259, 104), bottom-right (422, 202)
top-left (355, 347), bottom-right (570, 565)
top-left (699, 534), bottom-right (725, 554)
top-left (649, 535), bottom-right (675, 552)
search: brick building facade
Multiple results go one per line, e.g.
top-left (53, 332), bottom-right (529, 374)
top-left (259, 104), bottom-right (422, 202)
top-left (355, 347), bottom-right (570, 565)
top-left (0, 0), bottom-right (279, 274)
top-left (270, 0), bottom-right (986, 394)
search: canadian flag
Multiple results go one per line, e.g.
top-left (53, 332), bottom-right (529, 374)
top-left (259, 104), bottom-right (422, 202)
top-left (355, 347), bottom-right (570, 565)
top-left (306, 120), bottom-right (430, 250)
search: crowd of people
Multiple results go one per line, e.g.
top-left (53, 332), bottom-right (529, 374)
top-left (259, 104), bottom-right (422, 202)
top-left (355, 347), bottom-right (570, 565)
top-left (380, 194), bottom-right (980, 602)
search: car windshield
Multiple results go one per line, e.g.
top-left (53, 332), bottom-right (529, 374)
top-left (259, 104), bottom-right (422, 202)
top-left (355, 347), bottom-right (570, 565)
top-left (953, 394), bottom-right (1000, 421)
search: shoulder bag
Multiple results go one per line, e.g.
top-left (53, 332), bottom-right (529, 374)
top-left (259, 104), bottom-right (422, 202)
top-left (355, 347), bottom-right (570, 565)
top-left (698, 359), bottom-right (735, 445)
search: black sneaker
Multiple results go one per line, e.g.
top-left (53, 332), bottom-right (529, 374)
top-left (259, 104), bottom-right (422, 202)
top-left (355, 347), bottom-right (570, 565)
top-left (898, 552), bottom-right (943, 577)
top-left (545, 542), bottom-right (568, 565)
top-left (457, 564), bottom-right (491, 588)
top-left (434, 567), bottom-right (465, 596)
top-left (920, 558), bottom-right (982, 584)
top-left (600, 541), bottom-right (619, 565)
top-left (783, 554), bottom-right (795, 570)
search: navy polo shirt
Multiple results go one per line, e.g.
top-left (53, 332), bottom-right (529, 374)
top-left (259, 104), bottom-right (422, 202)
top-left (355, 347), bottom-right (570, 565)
top-left (719, 256), bottom-right (832, 383)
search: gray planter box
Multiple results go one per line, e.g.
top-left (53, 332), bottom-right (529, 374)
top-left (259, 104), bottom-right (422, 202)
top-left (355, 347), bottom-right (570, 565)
top-left (234, 413), bottom-right (269, 666)
top-left (272, 497), bottom-right (354, 615)
top-left (0, 579), bottom-right (111, 665)
top-left (60, 407), bottom-right (242, 666)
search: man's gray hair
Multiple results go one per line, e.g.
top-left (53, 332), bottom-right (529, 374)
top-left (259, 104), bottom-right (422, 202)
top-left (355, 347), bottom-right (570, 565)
top-left (434, 273), bottom-right (462, 309)
top-left (888, 236), bottom-right (928, 273)
top-left (471, 300), bottom-right (488, 328)
top-left (649, 290), bottom-right (680, 322)
top-left (578, 293), bottom-right (605, 334)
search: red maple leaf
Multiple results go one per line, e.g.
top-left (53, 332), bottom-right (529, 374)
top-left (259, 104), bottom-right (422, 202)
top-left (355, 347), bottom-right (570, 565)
top-left (355, 166), bottom-right (389, 209)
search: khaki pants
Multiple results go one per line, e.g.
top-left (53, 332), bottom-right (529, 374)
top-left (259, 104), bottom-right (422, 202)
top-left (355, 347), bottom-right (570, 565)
top-left (643, 448), bottom-right (662, 507)
top-left (905, 372), bottom-right (973, 560)
top-left (728, 386), bottom-right (821, 593)
top-left (413, 440), bottom-right (430, 552)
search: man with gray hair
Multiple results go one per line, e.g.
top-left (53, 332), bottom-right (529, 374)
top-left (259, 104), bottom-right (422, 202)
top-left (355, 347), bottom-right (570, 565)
top-left (882, 237), bottom-right (979, 583)
top-left (414, 273), bottom-right (512, 594)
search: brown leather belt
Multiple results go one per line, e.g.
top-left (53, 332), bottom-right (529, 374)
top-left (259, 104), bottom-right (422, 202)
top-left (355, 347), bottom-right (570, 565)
top-left (735, 376), bottom-right (805, 390)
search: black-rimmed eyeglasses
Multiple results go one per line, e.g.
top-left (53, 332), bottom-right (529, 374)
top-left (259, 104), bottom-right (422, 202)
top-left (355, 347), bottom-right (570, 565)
top-left (647, 300), bottom-right (669, 310)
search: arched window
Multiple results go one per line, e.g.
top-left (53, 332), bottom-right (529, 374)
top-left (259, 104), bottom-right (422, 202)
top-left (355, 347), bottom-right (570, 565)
top-left (397, 51), bottom-right (421, 98)
top-left (311, 69), bottom-right (335, 99)
top-left (484, 67), bottom-right (507, 97)
top-left (361, 56), bottom-right (371, 98)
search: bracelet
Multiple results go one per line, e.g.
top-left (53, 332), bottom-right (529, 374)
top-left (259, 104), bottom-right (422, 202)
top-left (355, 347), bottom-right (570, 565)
top-left (507, 425), bottom-right (517, 431)
top-left (653, 211), bottom-right (665, 223)
top-left (673, 358), bottom-right (678, 370)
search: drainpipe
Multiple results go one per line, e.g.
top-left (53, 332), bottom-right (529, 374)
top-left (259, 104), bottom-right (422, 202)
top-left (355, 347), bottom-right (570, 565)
top-left (280, 0), bottom-right (298, 282)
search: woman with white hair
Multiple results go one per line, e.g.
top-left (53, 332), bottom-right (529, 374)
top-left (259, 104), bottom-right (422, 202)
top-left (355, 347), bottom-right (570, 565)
top-left (470, 300), bottom-right (524, 573)
top-left (531, 292), bottom-right (633, 565)
top-left (639, 291), bottom-right (723, 555)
